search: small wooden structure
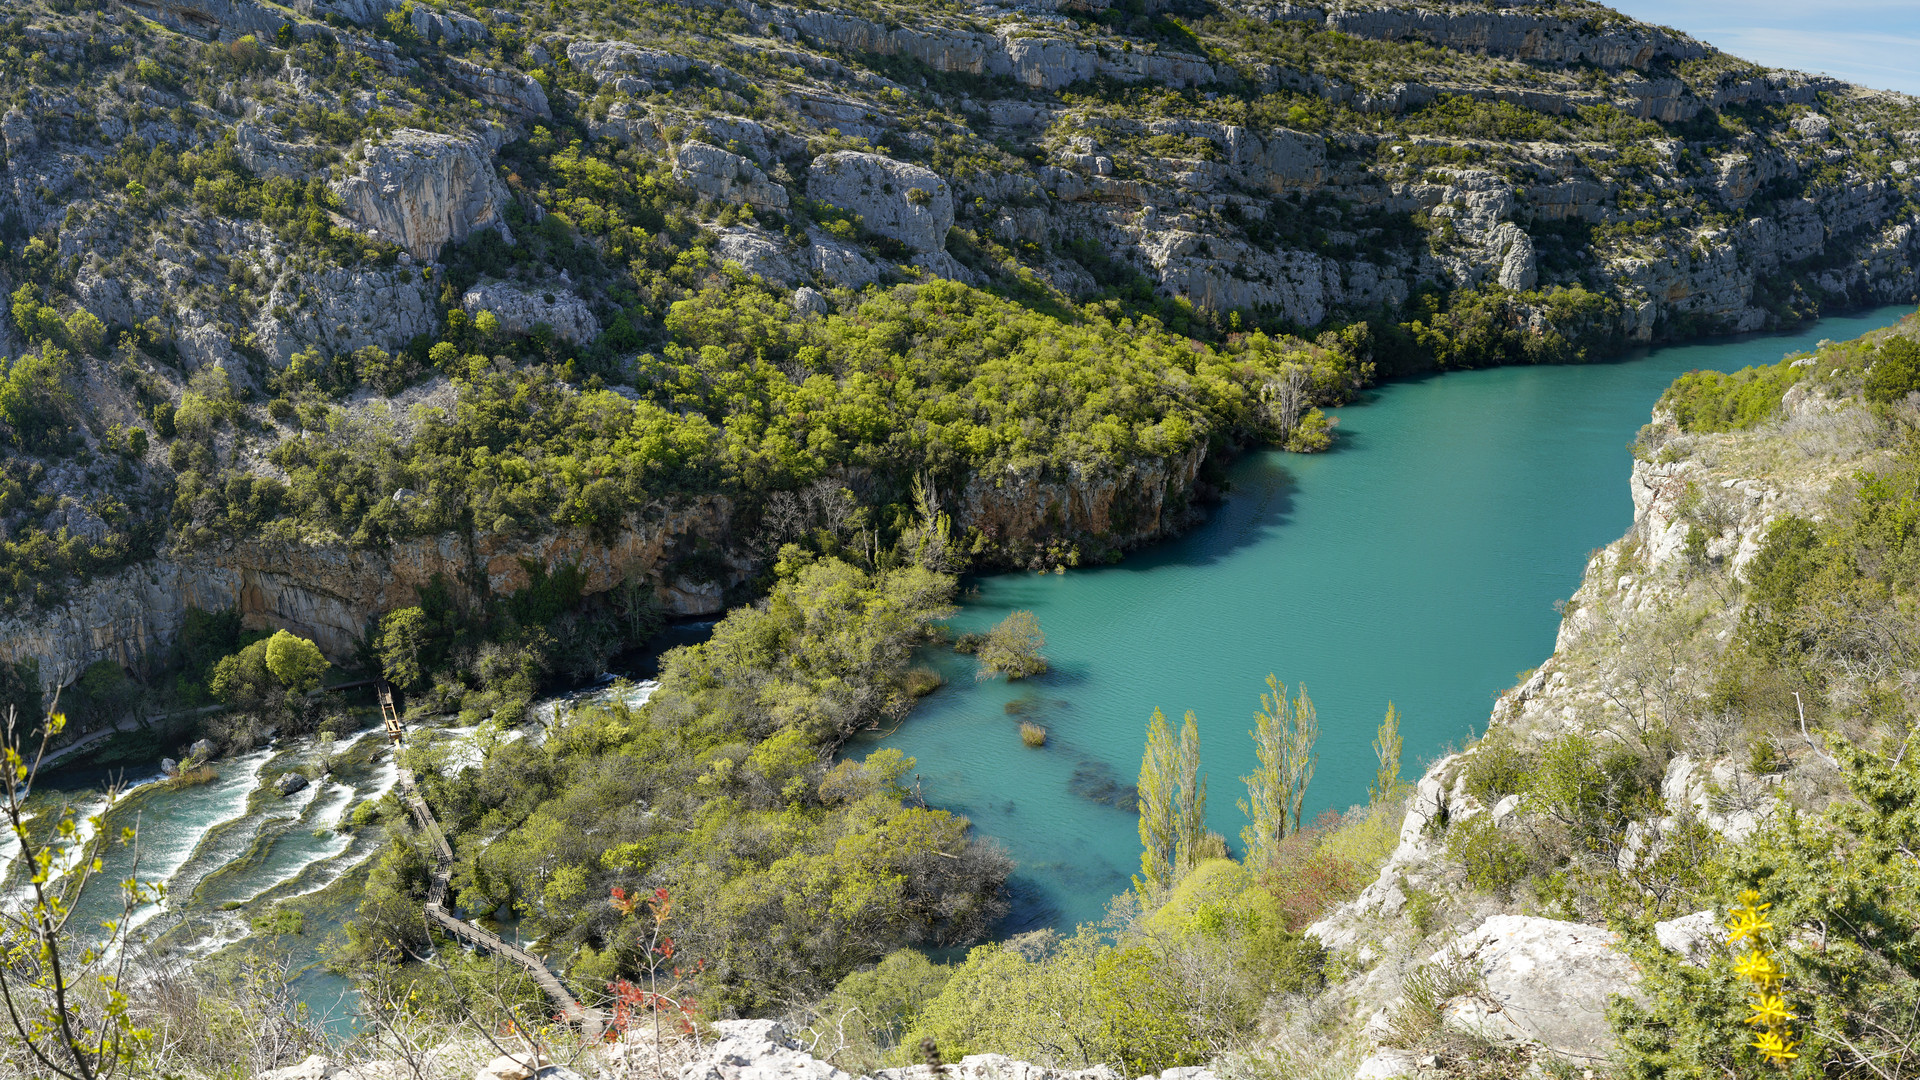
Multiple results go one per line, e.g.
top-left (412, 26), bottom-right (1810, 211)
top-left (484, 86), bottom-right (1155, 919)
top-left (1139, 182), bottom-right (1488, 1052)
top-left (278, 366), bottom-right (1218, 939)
top-left (378, 681), bottom-right (404, 744)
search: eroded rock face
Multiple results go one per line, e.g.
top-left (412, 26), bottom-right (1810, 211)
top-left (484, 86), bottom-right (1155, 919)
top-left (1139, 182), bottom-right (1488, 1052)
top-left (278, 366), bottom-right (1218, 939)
top-left (675, 142), bottom-right (789, 211)
top-left (332, 129), bottom-right (512, 259)
top-left (958, 447), bottom-right (1206, 563)
top-left (807, 152), bottom-right (953, 253)
top-left (462, 281), bottom-right (600, 344)
top-left (1432, 915), bottom-right (1643, 1062)
top-left (445, 59), bottom-right (551, 118)
top-left (255, 264), bottom-right (440, 365)
top-left (0, 499), bottom-right (737, 688)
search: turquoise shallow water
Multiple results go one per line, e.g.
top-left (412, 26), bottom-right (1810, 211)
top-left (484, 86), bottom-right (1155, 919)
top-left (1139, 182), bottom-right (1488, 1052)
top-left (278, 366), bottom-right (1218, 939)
top-left (848, 305), bottom-right (1917, 932)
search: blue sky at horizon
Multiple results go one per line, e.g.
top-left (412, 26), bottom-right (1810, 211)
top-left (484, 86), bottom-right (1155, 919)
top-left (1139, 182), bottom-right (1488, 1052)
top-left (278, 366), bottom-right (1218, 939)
top-left (1601, 1), bottom-right (1920, 96)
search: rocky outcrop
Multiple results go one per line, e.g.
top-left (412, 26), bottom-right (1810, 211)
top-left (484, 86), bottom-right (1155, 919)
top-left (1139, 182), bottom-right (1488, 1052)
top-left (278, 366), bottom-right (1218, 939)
top-left (0, 499), bottom-right (738, 686)
top-left (255, 264), bottom-right (441, 366)
top-left (807, 152), bottom-right (953, 253)
top-left (123, 0), bottom-right (286, 41)
top-left (234, 122), bottom-right (313, 178)
top-left (445, 59), bottom-right (552, 119)
top-left (958, 446), bottom-right (1206, 562)
top-left (1430, 915), bottom-right (1642, 1062)
top-left (675, 142), bottom-right (790, 211)
top-left (1260, 3), bottom-right (1706, 69)
top-left (758, 6), bottom-right (1217, 92)
top-left (462, 281), bottom-right (601, 344)
top-left (332, 129), bottom-right (512, 259)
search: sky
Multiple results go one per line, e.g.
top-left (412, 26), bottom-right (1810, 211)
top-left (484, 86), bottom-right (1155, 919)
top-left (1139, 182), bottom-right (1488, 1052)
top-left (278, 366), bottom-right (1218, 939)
top-left (1600, 0), bottom-right (1920, 96)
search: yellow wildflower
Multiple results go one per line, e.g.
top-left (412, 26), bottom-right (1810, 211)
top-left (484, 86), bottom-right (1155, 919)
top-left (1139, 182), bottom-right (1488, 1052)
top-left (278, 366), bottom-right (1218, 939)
top-left (1746, 993), bottom-right (1796, 1029)
top-left (1751, 1029), bottom-right (1800, 1064)
top-left (1726, 902), bottom-right (1774, 946)
top-left (1735, 949), bottom-right (1785, 987)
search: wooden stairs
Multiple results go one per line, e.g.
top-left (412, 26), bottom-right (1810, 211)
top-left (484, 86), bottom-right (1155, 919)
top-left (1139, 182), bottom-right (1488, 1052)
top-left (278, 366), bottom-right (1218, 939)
top-left (387, 702), bottom-right (604, 1032)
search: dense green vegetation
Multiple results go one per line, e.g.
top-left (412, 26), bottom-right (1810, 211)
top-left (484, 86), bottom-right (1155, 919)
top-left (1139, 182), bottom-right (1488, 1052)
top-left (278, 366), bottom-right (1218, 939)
top-left (341, 553), bottom-right (1009, 1012)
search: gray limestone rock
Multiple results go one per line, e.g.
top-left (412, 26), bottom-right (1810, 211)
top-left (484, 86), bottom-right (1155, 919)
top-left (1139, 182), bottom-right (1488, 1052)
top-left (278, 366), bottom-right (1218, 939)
top-left (791, 286), bottom-right (828, 318)
top-left (567, 40), bottom-right (693, 82)
top-left (332, 129), bottom-right (512, 259)
top-left (674, 142), bottom-right (789, 211)
top-left (462, 281), bottom-right (600, 344)
top-left (445, 59), bottom-right (551, 118)
top-left (234, 122), bottom-right (312, 178)
top-left (1433, 915), bottom-right (1642, 1063)
top-left (2, 108), bottom-right (37, 156)
top-left (1654, 910), bottom-right (1724, 965)
top-left (274, 771), bottom-right (310, 797)
top-left (1487, 223), bottom-right (1538, 291)
top-left (807, 152), bottom-right (953, 254)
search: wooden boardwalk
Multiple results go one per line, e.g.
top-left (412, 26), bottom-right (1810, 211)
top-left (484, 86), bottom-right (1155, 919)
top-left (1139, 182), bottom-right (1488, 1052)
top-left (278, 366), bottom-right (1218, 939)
top-left (390, 713), bottom-right (605, 1033)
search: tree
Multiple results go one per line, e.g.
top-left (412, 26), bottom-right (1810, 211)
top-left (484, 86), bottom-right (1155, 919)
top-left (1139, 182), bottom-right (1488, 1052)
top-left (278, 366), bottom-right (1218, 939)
top-left (0, 702), bottom-right (156, 1080)
top-left (1172, 710), bottom-right (1206, 879)
top-left (377, 607), bottom-right (432, 691)
top-left (1237, 677), bottom-right (1318, 867)
top-left (1136, 707), bottom-right (1178, 895)
top-left (1371, 701), bottom-right (1403, 804)
top-left (1138, 707), bottom-right (1207, 895)
top-left (1238, 675), bottom-right (1286, 870)
top-left (976, 611), bottom-right (1047, 680)
top-left (1865, 336), bottom-right (1920, 403)
top-left (264, 630), bottom-right (327, 695)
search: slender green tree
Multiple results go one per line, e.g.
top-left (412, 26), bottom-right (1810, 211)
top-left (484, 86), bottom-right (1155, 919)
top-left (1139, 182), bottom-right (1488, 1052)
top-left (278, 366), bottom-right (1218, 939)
top-left (1371, 701), bottom-right (1403, 804)
top-left (1135, 707), bottom-right (1178, 895)
top-left (1282, 684), bottom-right (1319, 836)
top-left (1238, 676), bottom-right (1319, 866)
top-left (1238, 675), bottom-right (1287, 870)
top-left (1173, 710), bottom-right (1207, 878)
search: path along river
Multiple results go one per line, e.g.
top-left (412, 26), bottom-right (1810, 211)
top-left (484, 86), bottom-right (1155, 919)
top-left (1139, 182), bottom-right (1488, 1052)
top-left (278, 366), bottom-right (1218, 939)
top-left (0, 306), bottom-right (1910, 1017)
top-left (845, 304), bottom-right (1917, 932)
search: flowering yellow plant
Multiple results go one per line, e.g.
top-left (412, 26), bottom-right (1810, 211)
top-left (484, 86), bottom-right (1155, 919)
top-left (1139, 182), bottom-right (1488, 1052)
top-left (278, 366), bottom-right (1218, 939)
top-left (1729, 890), bottom-right (1798, 1066)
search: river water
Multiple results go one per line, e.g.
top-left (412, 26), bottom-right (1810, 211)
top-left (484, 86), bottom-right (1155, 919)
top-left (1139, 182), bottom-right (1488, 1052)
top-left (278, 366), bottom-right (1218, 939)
top-left (847, 305), bottom-right (1916, 932)
top-left (1, 306), bottom-right (1909, 1013)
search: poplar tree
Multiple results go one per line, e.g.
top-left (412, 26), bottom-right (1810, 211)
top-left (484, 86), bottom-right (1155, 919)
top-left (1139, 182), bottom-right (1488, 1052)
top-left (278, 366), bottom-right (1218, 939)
top-left (1173, 710), bottom-right (1207, 878)
top-left (1371, 701), bottom-right (1404, 804)
top-left (1281, 684), bottom-right (1319, 836)
top-left (1238, 675), bottom-right (1288, 870)
top-left (1238, 675), bottom-right (1320, 868)
top-left (1135, 707), bottom-right (1178, 895)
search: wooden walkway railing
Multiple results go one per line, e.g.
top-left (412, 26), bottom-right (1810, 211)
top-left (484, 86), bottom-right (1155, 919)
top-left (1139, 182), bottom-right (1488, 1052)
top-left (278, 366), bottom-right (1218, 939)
top-left (392, 743), bottom-right (604, 1032)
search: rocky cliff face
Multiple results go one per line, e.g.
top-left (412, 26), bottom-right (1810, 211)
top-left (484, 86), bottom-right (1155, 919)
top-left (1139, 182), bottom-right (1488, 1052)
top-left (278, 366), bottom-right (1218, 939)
top-left (0, 497), bottom-right (738, 684)
top-left (333, 129), bottom-right (515, 260)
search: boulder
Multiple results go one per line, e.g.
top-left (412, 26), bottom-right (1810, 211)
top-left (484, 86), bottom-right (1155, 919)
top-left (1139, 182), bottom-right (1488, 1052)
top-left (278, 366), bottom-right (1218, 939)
top-left (274, 771), bottom-right (310, 797)
top-left (673, 142), bottom-right (788, 211)
top-left (806, 152), bottom-right (953, 253)
top-left (1432, 915), bottom-right (1642, 1063)
top-left (1654, 909), bottom-right (1724, 965)
top-left (461, 281), bottom-right (599, 344)
top-left (160, 757), bottom-right (179, 776)
top-left (791, 287), bottom-right (828, 318)
top-left (332, 129), bottom-right (512, 259)
top-left (186, 738), bottom-right (215, 761)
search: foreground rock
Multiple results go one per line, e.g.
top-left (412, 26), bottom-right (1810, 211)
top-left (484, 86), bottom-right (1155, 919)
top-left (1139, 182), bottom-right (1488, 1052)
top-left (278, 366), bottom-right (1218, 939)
top-left (680, 1021), bottom-right (1207, 1080)
top-left (1433, 916), bottom-right (1641, 1062)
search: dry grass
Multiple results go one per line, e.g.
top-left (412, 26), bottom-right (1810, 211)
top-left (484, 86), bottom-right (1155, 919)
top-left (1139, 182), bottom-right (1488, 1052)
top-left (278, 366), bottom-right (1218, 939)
top-left (1019, 721), bottom-right (1047, 747)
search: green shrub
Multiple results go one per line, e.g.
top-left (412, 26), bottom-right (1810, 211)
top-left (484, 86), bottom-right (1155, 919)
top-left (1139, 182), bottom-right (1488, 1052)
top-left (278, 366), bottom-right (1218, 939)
top-left (1463, 729), bottom-right (1532, 805)
top-left (1659, 360), bottom-right (1804, 432)
top-left (1446, 816), bottom-right (1532, 898)
top-left (1864, 336), bottom-right (1920, 403)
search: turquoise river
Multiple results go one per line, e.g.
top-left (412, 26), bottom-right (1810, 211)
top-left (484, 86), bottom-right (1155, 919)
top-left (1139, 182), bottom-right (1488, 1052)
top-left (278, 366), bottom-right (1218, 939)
top-left (847, 304), bottom-right (1916, 933)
